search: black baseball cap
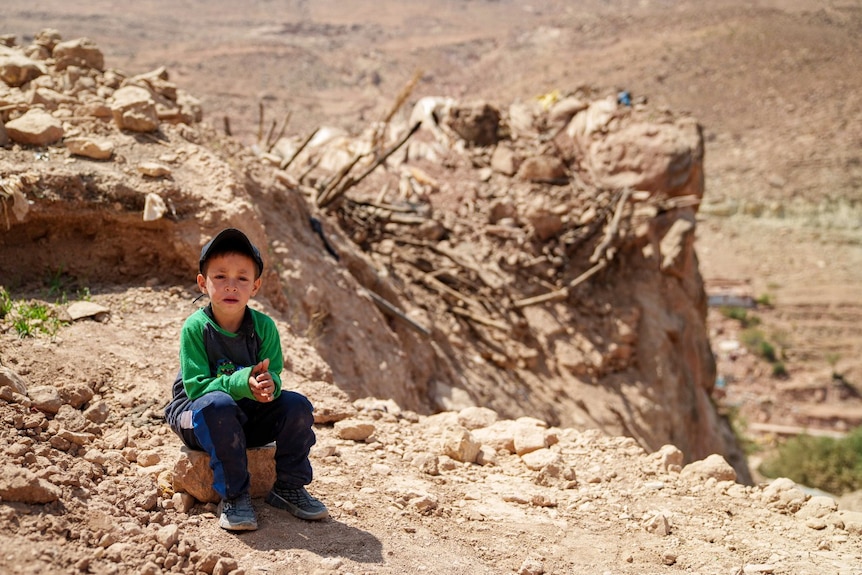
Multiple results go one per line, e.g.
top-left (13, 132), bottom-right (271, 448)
top-left (199, 228), bottom-right (264, 278)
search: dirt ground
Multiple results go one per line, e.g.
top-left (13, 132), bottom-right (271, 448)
top-left (2, 1), bottom-right (862, 574)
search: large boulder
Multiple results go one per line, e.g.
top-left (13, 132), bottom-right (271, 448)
top-left (567, 99), bottom-right (704, 200)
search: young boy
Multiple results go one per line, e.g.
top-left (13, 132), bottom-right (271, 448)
top-left (164, 228), bottom-right (328, 531)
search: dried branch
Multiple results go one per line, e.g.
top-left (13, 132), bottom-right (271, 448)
top-left (590, 188), bottom-right (631, 263)
top-left (318, 121), bottom-right (421, 209)
top-left (451, 307), bottom-right (509, 331)
top-left (316, 152), bottom-right (368, 207)
top-left (257, 101), bottom-right (265, 143)
top-left (262, 119), bottom-right (277, 150)
top-left (281, 127), bottom-right (320, 171)
top-left (513, 260), bottom-right (607, 308)
top-left (266, 111), bottom-right (292, 153)
top-left (373, 68), bottom-right (423, 150)
top-left (395, 237), bottom-right (495, 289)
top-left (417, 271), bottom-right (485, 312)
top-left (298, 156), bottom-right (323, 185)
top-left (364, 289), bottom-right (430, 336)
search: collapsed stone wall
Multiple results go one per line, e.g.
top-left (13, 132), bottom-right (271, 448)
top-left (0, 30), bottom-right (750, 481)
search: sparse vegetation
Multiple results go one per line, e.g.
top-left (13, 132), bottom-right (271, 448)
top-left (719, 306), bottom-right (761, 328)
top-left (740, 327), bottom-right (788, 377)
top-left (759, 427), bottom-right (862, 495)
top-left (724, 404), bottom-right (761, 456)
top-left (756, 293), bottom-right (775, 307)
top-left (826, 352), bottom-right (844, 382)
top-left (0, 286), bottom-right (68, 338)
top-left (0, 287), bottom-right (12, 319)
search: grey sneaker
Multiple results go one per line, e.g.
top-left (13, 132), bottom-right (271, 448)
top-left (218, 493), bottom-right (258, 531)
top-left (265, 485), bottom-right (329, 521)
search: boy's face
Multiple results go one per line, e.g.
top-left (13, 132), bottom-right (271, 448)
top-left (197, 252), bottom-right (262, 318)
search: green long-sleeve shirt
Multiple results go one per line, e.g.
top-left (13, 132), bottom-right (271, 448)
top-left (165, 305), bottom-right (283, 425)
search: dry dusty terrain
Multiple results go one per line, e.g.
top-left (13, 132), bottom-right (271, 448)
top-left (7, 0), bottom-right (862, 436)
top-left (2, 1), bottom-right (862, 574)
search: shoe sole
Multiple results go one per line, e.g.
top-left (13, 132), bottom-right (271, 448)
top-left (217, 501), bottom-right (259, 531)
top-left (265, 491), bottom-right (329, 521)
top-left (218, 517), bottom-right (258, 531)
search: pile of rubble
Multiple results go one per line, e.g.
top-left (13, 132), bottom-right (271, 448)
top-left (1, 29), bottom-right (200, 150)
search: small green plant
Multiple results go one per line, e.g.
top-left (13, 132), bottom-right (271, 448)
top-left (741, 327), bottom-right (766, 349)
top-left (719, 306), bottom-right (761, 328)
top-left (46, 266), bottom-right (66, 298)
top-left (0, 287), bottom-right (12, 319)
top-left (0, 286), bottom-right (71, 338)
top-left (826, 352), bottom-right (843, 381)
top-left (11, 300), bottom-right (63, 337)
top-left (723, 404), bottom-right (761, 456)
top-left (77, 286), bottom-right (92, 301)
top-left (771, 329), bottom-right (791, 353)
top-left (720, 306), bottom-right (747, 322)
top-left (740, 327), bottom-right (787, 377)
top-left (759, 427), bottom-right (862, 495)
top-left (760, 340), bottom-right (777, 363)
top-left (756, 293), bottom-right (775, 307)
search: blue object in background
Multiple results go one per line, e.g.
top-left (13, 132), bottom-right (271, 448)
top-left (618, 91), bottom-right (632, 106)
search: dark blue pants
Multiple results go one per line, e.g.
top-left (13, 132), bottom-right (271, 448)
top-left (176, 390), bottom-right (316, 500)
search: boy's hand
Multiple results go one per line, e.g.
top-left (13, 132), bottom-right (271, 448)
top-left (249, 358), bottom-right (274, 402)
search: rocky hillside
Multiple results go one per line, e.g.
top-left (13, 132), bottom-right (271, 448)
top-left (0, 22), bottom-right (861, 575)
top-left (1, 29), bottom-right (746, 476)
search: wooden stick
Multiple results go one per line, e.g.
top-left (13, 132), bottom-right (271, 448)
top-left (319, 121), bottom-right (421, 209)
top-left (365, 289), bottom-right (430, 336)
top-left (660, 194), bottom-right (701, 211)
top-left (349, 199), bottom-right (421, 214)
top-left (0, 103), bottom-right (28, 112)
top-left (513, 260), bottom-right (607, 308)
top-left (298, 156), bottom-right (323, 185)
top-left (263, 119), bottom-right (278, 151)
top-left (419, 272), bottom-right (485, 312)
top-left (590, 188), bottom-right (631, 263)
top-left (394, 237), bottom-right (491, 287)
top-left (281, 127), bottom-right (320, 171)
top-left (451, 307), bottom-right (509, 331)
top-left (387, 213), bottom-right (427, 225)
top-left (317, 153), bottom-right (367, 207)
top-left (257, 101), bottom-right (265, 144)
top-left (267, 111), bottom-right (292, 153)
top-left (373, 68), bottom-right (423, 150)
